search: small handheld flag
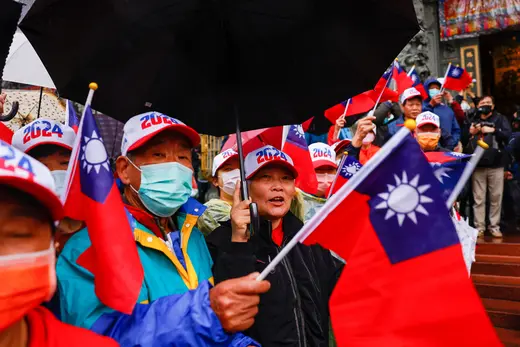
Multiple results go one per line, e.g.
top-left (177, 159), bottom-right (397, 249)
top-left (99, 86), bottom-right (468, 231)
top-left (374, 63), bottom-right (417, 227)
top-left (282, 124), bottom-right (318, 195)
top-left (66, 99), bottom-right (79, 133)
top-left (442, 64), bottom-right (473, 92)
top-left (63, 83), bottom-right (143, 315)
top-left (425, 151), bottom-right (471, 202)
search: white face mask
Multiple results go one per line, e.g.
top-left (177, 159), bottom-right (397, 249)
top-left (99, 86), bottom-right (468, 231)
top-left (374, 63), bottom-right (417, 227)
top-left (51, 170), bottom-right (68, 199)
top-left (362, 132), bottom-right (375, 145)
top-left (316, 173), bottom-right (335, 197)
top-left (220, 169), bottom-right (240, 197)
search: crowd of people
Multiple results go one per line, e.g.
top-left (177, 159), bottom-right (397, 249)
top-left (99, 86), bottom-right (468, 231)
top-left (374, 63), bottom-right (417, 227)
top-left (0, 75), bottom-right (518, 347)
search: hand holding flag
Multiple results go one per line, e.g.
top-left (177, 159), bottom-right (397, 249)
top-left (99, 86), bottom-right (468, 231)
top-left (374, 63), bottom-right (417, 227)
top-left (63, 83), bottom-right (143, 315)
top-left (258, 120), bottom-right (499, 346)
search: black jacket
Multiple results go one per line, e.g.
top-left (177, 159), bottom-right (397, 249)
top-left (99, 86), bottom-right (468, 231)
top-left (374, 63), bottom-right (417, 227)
top-left (206, 212), bottom-right (342, 347)
top-left (463, 111), bottom-right (512, 168)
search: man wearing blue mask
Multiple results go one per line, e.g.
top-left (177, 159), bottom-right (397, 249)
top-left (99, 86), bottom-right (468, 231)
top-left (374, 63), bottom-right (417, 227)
top-left (422, 78), bottom-right (461, 150)
top-left (56, 112), bottom-right (268, 346)
top-left (12, 118), bottom-right (83, 252)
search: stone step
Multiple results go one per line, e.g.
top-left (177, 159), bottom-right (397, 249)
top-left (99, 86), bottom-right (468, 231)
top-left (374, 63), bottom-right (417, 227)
top-left (473, 262), bottom-right (520, 277)
top-left (476, 283), bottom-right (520, 302)
top-left (483, 298), bottom-right (520, 314)
top-left (473, 274), bottom-right (520, 287)
top-left (477, 242), bottom-right (520, 257)
top-left (476, 254), bottom-right (520, 264)
top-left (488, 310), bottom-right (520, 331)
top-left (496, 327), bottom-right (520, 346)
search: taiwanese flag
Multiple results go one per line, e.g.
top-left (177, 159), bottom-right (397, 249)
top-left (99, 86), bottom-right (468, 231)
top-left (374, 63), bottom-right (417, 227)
top-left (63, 105), bottom-right (143, 314)
top-left (425, 151), bottom-right (471, 202)
top-left (392, 60), bottom-right (414, 94)
top-left (0, 123), bottom-right (13, 144)
top-left (369, 69), bottom-right (399, 103)
top-left (66, 99), bottom-right (79, 133)
top-left (324, 94), bottom-right (375, 123)
top-left (409, 69), bottom-right (429, 99)
top-left (330, 156), bottom-right (362, 195)
top-left (303, 135), bottom-right (499, 346)
top-left (282, 124), bottom-right (317, 195)
top-left (443, 65), bottom-right (473, 92)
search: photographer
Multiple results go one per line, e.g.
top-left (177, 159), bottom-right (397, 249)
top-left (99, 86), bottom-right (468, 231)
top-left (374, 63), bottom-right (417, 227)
top-left (464, 96), bottom-right (512, 238)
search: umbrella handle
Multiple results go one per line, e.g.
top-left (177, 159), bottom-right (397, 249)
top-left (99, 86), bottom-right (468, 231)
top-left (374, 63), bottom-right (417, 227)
top-left (0, 100), bottom-right (19, 122)
top-left (249, 202), bottom-right (260, 237)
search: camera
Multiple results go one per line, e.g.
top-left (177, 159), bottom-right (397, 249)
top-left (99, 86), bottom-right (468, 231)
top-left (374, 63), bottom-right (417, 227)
top-left (475, 121), bottom-right (495, 128)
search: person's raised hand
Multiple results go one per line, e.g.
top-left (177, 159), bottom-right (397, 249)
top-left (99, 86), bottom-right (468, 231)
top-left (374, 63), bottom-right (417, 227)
top-left (231, 181), bottom-right (251, 243)
top-left (469, 123), bottom-right (481, 136)
top-left (210, 272), bottom-right (271, 333)
top-left (0, 94), bottom-right (6, 115)
top-left (351, 115), bottom-right (376, 148)
top-left (429, 93), bottom-right (443, 107)
top-left (443, 91), bottom-right (454, 104)
top-left (335, 115), bottom-right (346, 130)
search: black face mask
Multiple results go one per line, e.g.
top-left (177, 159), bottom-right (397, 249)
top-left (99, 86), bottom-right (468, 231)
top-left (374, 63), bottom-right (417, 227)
top-left (478, 105), bottom-right (493, 116)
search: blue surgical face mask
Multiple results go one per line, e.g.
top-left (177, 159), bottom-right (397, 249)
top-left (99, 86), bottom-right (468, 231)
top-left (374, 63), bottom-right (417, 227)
top-left (128, 159), bottom-right (193, 217)
top-left (428, 89), bottom-right (441, 99)
top-left (51, 170), bottom-right (67, 199)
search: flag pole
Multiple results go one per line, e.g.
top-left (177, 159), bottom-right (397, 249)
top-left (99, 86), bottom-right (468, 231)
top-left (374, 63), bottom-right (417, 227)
top-left (445, 141), bottom-right (488, 208)
top-left (341, 98), bottom-right (351, 118)
top-left (62, 83), bottom-right (98, 202)
top-left (407, 65), bottom-right (415, 77)
top-left (439, 62), bottom-right (452, 94)
top-left (327, 151), bottom-right (348, 199)
top-left (371, 71), bottom-right (392, 114)
top-left (257, 120), bottom-right (417, 281)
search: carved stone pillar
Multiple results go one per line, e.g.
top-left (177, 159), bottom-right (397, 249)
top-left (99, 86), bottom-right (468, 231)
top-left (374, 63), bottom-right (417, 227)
top-left (397, 0), bottom-right (441, 80)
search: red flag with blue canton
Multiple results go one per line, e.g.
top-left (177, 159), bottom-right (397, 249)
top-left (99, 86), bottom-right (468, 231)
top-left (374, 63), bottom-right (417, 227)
top-left (303, 135), bottom-right (499, 346)
top-left (409, 69), bottom-right (429, 99)
top-left (369, 68), bottom-right (399, 103)
top-left (330, 155), bottom-right (362, 195)
top-left (325, 93), bottom-right (375, 123)
top-left (63, 105), bottom-right (143, 315)
top-left (392, 60), bottom-right (414, 94)
top-left (443, 65), bottom-right (473, 91)
top-left (282, 124), bottom-right (317, 195)
top-left (66, 100), bottom-right (79, 133)
top-left (425, 151), bottom-right (472, 202)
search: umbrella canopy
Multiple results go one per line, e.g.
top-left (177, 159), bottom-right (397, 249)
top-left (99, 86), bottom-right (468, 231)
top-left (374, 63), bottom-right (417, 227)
top-left (20, 0), bottom-right (419, 136)
top-left (3, 29), bottom-right (56, 88)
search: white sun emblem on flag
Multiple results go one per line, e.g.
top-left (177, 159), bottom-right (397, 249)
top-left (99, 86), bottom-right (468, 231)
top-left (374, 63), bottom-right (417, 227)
top-left (342, 162), bottom-right (361, 176)
top-left (430, 163), bottom-right (453, 183)
top-left (81, 130), bottom-right (110, 174)
top-left (451, 68), bottom-right (461, 77)
top-left (293, 125), bottom-right (305, 139)
top-left (375, 171), bottom-right (434, 226)
top-left (449, 152), bottom-right (467, 158)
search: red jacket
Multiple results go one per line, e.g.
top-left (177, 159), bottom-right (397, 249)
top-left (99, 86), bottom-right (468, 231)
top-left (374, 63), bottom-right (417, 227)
top-left (27, 307), bottom-right (118, 347)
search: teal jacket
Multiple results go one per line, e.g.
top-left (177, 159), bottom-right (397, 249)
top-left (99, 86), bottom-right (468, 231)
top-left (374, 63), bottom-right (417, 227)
top-left (57, 198), bottom-right (257, 347)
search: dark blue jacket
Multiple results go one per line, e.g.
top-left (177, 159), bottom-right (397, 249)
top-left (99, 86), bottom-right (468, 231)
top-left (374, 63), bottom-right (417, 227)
top-left (422, 78), bottom-right (461, 150)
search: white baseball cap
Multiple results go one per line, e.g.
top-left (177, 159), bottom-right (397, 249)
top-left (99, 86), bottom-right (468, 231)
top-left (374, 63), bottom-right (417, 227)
top-left (416, 111), bottom-right (440, 129)
top-left (212, 148), bottom-right (239, 176)
top-left (12, 119), bottom-right (76, 153)
top-left (400, 87), bottom-right (423, 105)
top-left (0, 140), bottom-right (63, 221)
top-left (245, 145), bottom-right (298, 180)
top-left (331, 139), bottom-right (351, 154)
top-left (121, 112), bottom-right (200, 156)
top-left (308, 143), bottom-right (337, 169)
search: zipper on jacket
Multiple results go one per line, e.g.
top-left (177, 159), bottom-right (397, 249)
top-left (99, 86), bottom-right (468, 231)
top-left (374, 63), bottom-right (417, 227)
top-left (279, 241), bottom-right (307, 347)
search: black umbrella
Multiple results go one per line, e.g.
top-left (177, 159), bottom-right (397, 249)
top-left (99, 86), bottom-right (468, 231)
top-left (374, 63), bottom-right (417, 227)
top-left (0, 0), bottom-right (21, 121)
top-left (20, 0), bottom-right (418, 234)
